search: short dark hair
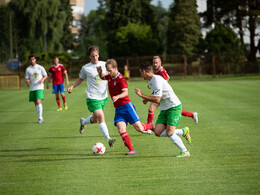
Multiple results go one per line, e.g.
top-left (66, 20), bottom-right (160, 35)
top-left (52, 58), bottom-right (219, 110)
top-left (139, 62), bottom-right (153, 72)
top-left (53, 56), bottom-right (59, 59)
top-left (88, 46), bottom-right (99, 56)
top-left (28, 54), bottom-right (36, 60)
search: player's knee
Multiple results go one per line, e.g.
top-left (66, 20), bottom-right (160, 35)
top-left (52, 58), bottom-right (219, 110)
top-left (154, 130), bottom-right (161, 137)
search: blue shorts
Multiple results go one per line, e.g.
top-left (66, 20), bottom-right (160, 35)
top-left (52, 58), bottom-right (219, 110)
top-left (114, 101), bottom-right (140, 126)
top-left (52, 84), bottom-right (65, 94)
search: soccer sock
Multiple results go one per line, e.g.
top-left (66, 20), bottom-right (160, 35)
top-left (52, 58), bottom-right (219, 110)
top-left (182, 110), bottom-right (194, 118)
top-left (169, 134), bottom-right (187, 152)
top-left (147, 111), bottom-right (154, 124)
top-left (62, 95), bottom-right (66, 104)
top-left (175, 129), bottom-right (184, 136)
top-left (160, 129), bottom-right (168, 137)
top-left (99, 122), bottom-right (111, 142)
top-left (56, 97), bottom-right (61, 108)
top-left (83, 115), bottom-right (93, 125)
top-left (142, 123), bottom-right (153, 131)
top-left (36, 104), bottom-right (43, 120)
top-left (120, 132), bottom-right (134, 151)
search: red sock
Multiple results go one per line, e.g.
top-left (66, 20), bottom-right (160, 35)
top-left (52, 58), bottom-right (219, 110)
top-left (142, 123), bottom-right (153, 131)
top-left (120, 132), bottom-right (134, 151)
top-left (147, 112), bottom-right (154, 124)
top-left (182, 110), bottom-right (194, 117)
top-left (56, 98), bottom-right (61, 108)
top-left (62, 95), bottom-right (66, 104)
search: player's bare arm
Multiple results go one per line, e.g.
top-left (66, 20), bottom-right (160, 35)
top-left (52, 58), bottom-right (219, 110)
top-left (46, 72), bottom-right (52, 89)
top-left (39, 75), bottom-right (48, 84)
top-left (135, 88), bottom-right (161, 104)
top-left (97, 66), bottom-right (106, 80)
top-left (64, 72), bottom-right (69, 86)
top-left (112, 90), bottom-right (128, 103)
top-left (67, 78), bottom-right (84, 93)
top-left (26, 78), bottom-right (30, 86)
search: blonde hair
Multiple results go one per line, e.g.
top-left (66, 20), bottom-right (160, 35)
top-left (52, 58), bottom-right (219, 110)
top-left (106, 59), bottom-right (118, 68)
top-left (153, 56), bottom-right (161, 62)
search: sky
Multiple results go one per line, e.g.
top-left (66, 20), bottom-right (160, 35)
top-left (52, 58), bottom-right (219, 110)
top-left (84, 0), bottom-right (207, 16)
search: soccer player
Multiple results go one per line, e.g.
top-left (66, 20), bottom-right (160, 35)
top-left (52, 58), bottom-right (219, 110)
top-left (25, 54), bottom-right (48, 124)
top-left (67, 46), bottom-right (116, 147)
top-left (97, 59), bottom-right (153, 155)
top-left (146, 56), bottom-right (198, 125)
top-left (47, 56), bottom-right (69, 111)
top-left (135, 62), bottom-right (191, 157)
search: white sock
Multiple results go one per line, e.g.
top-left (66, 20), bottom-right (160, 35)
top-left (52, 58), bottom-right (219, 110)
top-left (35, 104), bottom-right (43, 120)
top-left (160, 129), bottom-right (168, 137)
top-left (175, 129), bottom-right (184, 136)
top-left (83, 115), bottom-right (92, 125)
top-left (99, 122), bottom-right (110, 142)
top-left (169, 134), bottom-right (187, 152)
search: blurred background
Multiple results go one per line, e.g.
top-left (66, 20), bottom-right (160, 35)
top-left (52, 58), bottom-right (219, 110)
top-left (0, 0), bottom-right (259, 84)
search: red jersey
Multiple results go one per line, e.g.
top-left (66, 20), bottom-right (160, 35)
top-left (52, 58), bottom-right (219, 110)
top-left (48, 64), bottom-right (66, 85)
top-left (105, 73), bottom-right (131, 108)
top-left (155, 67), bottom-right (168, 80)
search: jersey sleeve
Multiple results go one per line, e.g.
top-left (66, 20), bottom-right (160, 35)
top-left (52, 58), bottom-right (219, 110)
top-left (79, 66), bottom-right (86, 79)
top-left (25, 68), bottom-right (29, 79)
top-left (61, 65), bottom-right (67, 72)
top-left (118, 76), bottom-right (128, 91)
top-left (41, 66), bottom-right (47, 76)
top-left (153, 81), bottom-right (162, 97)
top-left (161, 68), bottom-right (168, 80)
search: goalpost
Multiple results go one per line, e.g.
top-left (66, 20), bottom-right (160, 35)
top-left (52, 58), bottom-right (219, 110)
top-left (0, 74), bottom-right (21, 90)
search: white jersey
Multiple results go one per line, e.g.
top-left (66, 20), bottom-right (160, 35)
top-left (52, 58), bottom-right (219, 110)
top-left (79, 61), bottom-right (108, 100)
top-left (25, 64), bottom-right (47, 91)
top-left (148, 75), bottom-right (181, 110)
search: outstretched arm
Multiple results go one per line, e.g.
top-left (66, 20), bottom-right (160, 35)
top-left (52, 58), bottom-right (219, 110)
top-left (67, 78), bottom-right (84, 93)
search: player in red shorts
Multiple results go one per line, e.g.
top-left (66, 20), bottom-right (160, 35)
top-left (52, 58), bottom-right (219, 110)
top-left (145, 56), bottom-right (198, 125)
top-left (47, 56), bottom-right (69, 111)
top-left (97, 59), bottom-right (153, 155)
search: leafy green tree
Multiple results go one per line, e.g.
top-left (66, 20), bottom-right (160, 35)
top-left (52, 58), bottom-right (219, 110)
top-left (110, 22), bottom-right (161, 56)
top-left (105, 0), bottom-right (163, 57)
top-left (0, 6), bottom-right (11, 62)
top-left (202, 0), bottom-right (259, 63)
top-left (167, 0), bottom-right (201, 55)
top-left (76, 0), bottom-right (108, 58)
top-left (8, 0), bottom-right (73, 60)
top-left (204, 24), bottom-right (243, 53)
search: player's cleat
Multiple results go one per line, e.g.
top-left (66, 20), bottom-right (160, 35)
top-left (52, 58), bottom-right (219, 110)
top-left (64, 104), bottom-right (68, 110)
top-left (79, 118), bottom-right (85, 134)
top-left (176, 151), bottom-right (190, 158)
top-left (193, 112), bottom-right (198, 125)
top-left (38, 119), bottom-right (44, 124)
top-left (108, 138), bottom-right (116, 147)
top-left (57, 108), bottom-right (62, 111)
top-left (125, 150), bottom-right (137, 155)
top-left (142, 130), bottom-right (152, 135)
top-left (182, 127), bottom-right (191, 144)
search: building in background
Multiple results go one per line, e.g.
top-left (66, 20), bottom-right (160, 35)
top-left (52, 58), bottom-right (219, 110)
top-left (70, 0), bottom-right (85, 44)
top-left (0, 0), bottom-right (10, 5)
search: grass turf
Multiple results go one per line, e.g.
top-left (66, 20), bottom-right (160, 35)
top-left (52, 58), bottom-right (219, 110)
top-left (0, 78), bottom-right (260, 194)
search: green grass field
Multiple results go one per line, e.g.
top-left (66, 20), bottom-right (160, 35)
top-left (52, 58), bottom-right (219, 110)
top-left (1, 78), bottom-right (260, 194)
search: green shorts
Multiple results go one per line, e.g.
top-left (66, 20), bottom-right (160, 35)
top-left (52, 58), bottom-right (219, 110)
top-left (156, 104), bottom-right (182, 127)
top-left (86, 98), bottom-right (107, 112)
top-left (29, 90), bottom-right (44, 102)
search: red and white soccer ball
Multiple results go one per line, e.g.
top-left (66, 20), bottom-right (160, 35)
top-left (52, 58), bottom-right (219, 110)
top-left (92, 142), bottom-right (106, 155)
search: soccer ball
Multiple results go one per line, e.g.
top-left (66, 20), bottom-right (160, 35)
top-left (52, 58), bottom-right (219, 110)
top-left (92, 142), bottom-right (106, 155)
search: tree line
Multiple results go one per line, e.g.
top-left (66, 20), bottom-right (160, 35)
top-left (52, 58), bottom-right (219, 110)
top-left (0, 0), bottom-right (259, 66)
